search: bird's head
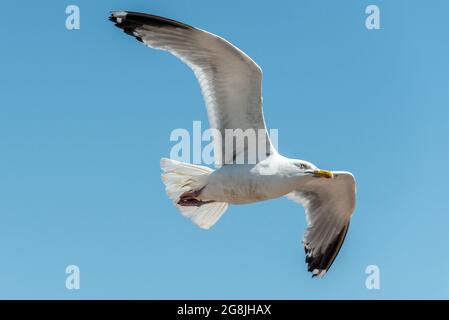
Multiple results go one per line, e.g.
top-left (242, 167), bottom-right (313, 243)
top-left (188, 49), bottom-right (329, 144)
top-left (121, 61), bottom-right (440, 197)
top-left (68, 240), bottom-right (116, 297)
top-left (292, 159), bottom-right (334, 179)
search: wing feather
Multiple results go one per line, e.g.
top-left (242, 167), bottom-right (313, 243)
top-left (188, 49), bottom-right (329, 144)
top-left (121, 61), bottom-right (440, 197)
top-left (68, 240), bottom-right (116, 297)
top-left (286, 172), bottom-right (356, 277)
top-left (110, 11), bottom-right (274, 166)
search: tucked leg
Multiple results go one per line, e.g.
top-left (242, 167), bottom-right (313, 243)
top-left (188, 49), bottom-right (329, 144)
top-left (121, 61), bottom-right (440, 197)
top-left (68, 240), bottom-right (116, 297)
top-left (177, 188), bottom-right (215, 207)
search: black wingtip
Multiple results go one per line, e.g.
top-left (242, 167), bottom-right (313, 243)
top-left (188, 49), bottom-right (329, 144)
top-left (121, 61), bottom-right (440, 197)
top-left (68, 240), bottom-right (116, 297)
top-left (109, 11), bottom-right (193, 30)
top-left (305, 222), bottom-right (351, 278)
top-left (109, 11), bottom-right (193, 45)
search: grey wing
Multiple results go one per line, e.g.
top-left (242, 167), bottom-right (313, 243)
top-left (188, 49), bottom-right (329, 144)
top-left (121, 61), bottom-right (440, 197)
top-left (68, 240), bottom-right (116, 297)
top-left (286, 172), bottom-right (356, 277)
top-left (110, 11), bottom-right (275, 166)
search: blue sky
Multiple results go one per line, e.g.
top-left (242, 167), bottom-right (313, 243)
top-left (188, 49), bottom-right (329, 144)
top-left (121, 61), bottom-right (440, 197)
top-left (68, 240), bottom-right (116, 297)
top-left (1, 0), bottom-right (448, 299)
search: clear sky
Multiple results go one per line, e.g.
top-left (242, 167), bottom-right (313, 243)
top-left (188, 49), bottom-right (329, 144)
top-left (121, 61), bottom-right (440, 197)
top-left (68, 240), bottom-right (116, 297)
top-left (1, 0), bottom-right (448, 299)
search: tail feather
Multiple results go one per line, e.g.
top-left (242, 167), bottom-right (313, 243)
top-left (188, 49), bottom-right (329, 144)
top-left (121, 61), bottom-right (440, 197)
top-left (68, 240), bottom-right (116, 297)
top-left (160, 158), bottom-right (229, 229)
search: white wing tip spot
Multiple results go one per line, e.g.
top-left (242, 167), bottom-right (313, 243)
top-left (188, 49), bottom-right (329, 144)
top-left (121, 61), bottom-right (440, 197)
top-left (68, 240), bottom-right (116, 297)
top-left (312, 269), bottom-right (327, 278)
top-left (112, 11), bottom-right (128, 22)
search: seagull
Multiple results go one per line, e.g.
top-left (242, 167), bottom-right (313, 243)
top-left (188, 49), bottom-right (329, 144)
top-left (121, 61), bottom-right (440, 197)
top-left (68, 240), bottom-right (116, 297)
top-left (110, 11), bottom-right (356, 277)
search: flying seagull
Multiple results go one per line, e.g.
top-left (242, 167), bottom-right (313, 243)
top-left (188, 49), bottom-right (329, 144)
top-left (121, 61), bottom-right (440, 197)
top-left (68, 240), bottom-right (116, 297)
top-left (109, 11), bottom-right (356, 277)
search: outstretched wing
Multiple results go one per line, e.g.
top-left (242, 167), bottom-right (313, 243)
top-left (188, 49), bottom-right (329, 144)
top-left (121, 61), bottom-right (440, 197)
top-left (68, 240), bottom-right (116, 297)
top-left (286, 172), bottom-right (356, 277)
top-left (110, 12), bottom-right (275, 166)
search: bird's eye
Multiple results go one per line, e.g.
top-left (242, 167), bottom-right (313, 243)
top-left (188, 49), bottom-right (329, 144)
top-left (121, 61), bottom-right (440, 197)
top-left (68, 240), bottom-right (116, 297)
top-left (297, 163), bottom-right (307, 170)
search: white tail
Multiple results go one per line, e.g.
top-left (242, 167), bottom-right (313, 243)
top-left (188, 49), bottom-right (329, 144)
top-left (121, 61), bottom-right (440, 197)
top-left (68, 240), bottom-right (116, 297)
top-left (160, 158), bottom-right (229, 229)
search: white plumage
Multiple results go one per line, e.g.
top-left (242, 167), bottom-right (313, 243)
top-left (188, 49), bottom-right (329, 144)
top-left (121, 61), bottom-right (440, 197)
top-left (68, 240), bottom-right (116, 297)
top-left (110, 11), bottom-right (357, 277)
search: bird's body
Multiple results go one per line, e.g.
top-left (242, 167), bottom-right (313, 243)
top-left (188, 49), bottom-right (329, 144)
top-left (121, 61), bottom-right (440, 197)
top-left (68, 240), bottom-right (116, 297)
top-left (110, 11), bottom-right (357, 277)
top-left (201, 155), bottom-right (295, 204)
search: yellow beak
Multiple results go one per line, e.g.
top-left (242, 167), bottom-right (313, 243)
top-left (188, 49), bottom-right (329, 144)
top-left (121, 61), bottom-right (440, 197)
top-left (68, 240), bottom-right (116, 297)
top-left (314, 169), bottom-right (334, 179)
